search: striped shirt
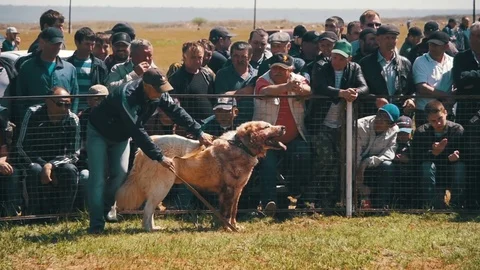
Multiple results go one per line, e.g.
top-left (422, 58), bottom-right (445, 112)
top-left (73, 57), bottom-right (92, 110)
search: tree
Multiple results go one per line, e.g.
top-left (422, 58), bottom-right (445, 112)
top-left (192, 17), bottom-right (208, 28)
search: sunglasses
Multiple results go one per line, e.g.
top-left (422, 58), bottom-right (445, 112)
top-left (367, 23), bottom-right (382, 28)
top-left (55, 101), bottom-right (72, 108)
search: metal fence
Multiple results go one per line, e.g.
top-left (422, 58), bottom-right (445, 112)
top-left (1, 94), bottom-right (480, 221)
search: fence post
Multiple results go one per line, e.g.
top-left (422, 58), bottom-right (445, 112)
top-left (346, 101), bottom-right (353, 217)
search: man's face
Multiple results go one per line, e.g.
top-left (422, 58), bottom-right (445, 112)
top-left (347, 25), bottom-right (361, 42)
top-left (449, 21), bottom-right (457, 28)
top-left (131, 46), bottom-right (153, 66)
top-left (183, 48), bottom-right (204, 71)
top-left (7, 32), bottom-right (18, 41)
top-left (75, 39), bottom-right (95, 55)
top-left (318, 40), bottom-right (334, 57)
top-left (270, 65), bottom-right (292, 84)
top-left (331, 53), bottom-right (349, 71)
top-left (270, 42), bottom-right (290, 54)
top-left (408, 35), bottom-right (422, 45)
top-left (374, 110), bottom-right (394, 134)
top-left (462, 18), bottom-right (471, 27)
top-left (219, 37), bottom-right (232, 51)
top-left (470, 29), bottom-right (480, 52)
top-left (202, 48), bottom-right (212, 66)
top-left (376, 34), bottom-right (398, 51)
top-left (231, 48), bottom-right (251, 70)
top-left (214, 108), bottom-right (238, 128)
top-left (47, 96), bottom-right (72, 116)
top-left (112, 42), bottom-right (130, 62)
top-left (363, 33), bottom-right (379, 53)
top-left (54, 19), bottom-right (64, 32)
top-left (428, 43), bottom-right (448, 58)
top-left (42, 40), bottom-right (62, 57)
top-left (249, 32), bottom-right (268, 56)
top-left (325, 21), bottom-right (339, 35)
top-left (363, 15), bottom-right (382, 29)
top-left (427, 111), bottom-right (447, 132)
top-left (93, 42), bottom-right (110, 60)
top-left (396, 132), bottom-right (411, 143)
top-left (301, 41), bottom-right (320, 59)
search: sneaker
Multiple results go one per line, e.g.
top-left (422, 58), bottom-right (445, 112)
top-left (264, 201), bottom-right (277, 217)
top-left (360, 199), bottom-right (372, 209)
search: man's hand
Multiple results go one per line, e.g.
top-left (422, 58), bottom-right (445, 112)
top-left (448, 150), bottom-right (460, 162)
top-left (395, 153), bottom-right (410, 163)
top-left (134, 62), bottom-right (150, 76)
top-left (40, 163), bottom-right (53, 185)
top-left (286, 79), bottom-right (302, 93)
top-left (339, 88), bottom-right (358, 102)
top-left (160, 156), bottom-right (175, 171)
top-left (402, 98), bottom-right (416, 114)
top-left (198, 132), bottom-right (214, 147)
top-left (0, 161), bottom-right (13, 175)
top-left (15, 36), bottom-right (21, 46)
top-left (432, 138), bottom-right (448, 156)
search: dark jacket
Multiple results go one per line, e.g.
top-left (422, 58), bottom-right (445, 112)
top-left (66, 52), bottom-right (109, 86)
top-left (452, 49), bottom-right (480, 124)
top-left (28, 35), bottom-right (66, 53)
top-left (16, 104), bottom-right (80, 167)
top-left (89, 79), bottom-right (202, 162)
top-left (411, 120), bottom-right (464, 166)
top-left (306, 60), bottom-right (369, 129)
top-left (299, 53), bottom-right (330, 79)
top-left (0, 57), bottom-right (17, 114)
top-left (208, 51), bottom-right (228, 74)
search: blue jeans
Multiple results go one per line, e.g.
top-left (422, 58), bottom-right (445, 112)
top-left (364, 161), bottom-right (395, 208)
top-left (86, 123), bottom-right (130, 231)
top-left (259, 137), bottom-right (311, 205)
top-left (421, 161), bottom-right (466, 208)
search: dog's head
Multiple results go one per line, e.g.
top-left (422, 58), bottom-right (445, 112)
top-left (236, 121), bottom-right (287, 157)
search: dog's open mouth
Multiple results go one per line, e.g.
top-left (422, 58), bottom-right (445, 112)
top-left (265, 131), bottom-right (287, 150)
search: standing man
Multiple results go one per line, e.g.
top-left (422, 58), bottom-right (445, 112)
top-left (456, 16), bottom-right (471, 52)
top-left (351, 28), bottom-right (377, 63)
top-left (248, 28), bottom-right (271, 69)
top-left (257, 32), bottom-right (305, 76)
top-left (399, 26), bottom-right (423, 58)
top-left (443, 18), bottom-right (458, 40)
top-left (346, 21), bottom-right (361, 43)
top-left (86, 68), bottom-right (213, 234)
top-left (92, 32), bottom-right (110, 61)
top-left (351, 10), bottom-right (382, 57)
top-left (289, 25), bottom-right (307, 57)
top-left (299, 31), bottom-right (321, 65)
top-left (325, 17), bottom-right (342, 39)
top-left (28, 9), bottom-right (65, 53)
top-left (104, 32), bottom-right (131, 72)
top-left (208, 26), bottom-right (236, 74)
top-left (1, 27), bottom-right (20, 52)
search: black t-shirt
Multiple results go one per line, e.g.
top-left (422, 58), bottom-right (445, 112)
top-left (208, 51), bottom-right (227, 74)
top-left (177, 71), bottom-right (214, 122)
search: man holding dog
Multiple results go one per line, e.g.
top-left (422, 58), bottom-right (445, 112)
top-left (86, 68), bottom-right (214, 234)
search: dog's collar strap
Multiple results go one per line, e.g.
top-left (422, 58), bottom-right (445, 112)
top-left (228, 136), bottom-right (256, 157)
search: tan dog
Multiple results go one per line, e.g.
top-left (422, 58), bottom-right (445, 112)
top-left (116, 121), bottom-right (286, 231)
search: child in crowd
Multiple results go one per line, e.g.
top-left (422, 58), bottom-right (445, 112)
top-left (202, 97), bottom-right (239, 137)
top-left (392, 116), bottom-right (415, 207)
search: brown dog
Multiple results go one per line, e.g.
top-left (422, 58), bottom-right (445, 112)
top-left (116, 121), bottom-right (286, 231)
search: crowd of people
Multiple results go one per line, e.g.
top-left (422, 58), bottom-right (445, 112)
top-left (1, 8), bottom-right (480, 233)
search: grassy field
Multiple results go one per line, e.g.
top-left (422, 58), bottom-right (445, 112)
top-left (1, 213), bottom-right (480, 269)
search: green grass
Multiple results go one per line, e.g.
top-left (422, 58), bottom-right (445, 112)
top-left (1, 213), bottom-right (480, 269)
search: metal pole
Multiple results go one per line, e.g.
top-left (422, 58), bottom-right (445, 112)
top-left (474, 0), bottom-right (476, 22)
top-left (253, 0), bottom-right (257, 29)
top-left (346, 102), bottom-right (353, 217)
top-left (68, 0), bottom-right (72, 34)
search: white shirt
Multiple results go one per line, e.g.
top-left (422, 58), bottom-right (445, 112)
top-left (0, 68), bottom-right (9, 98)
top-left (413, 53), bottom-right (454, 110)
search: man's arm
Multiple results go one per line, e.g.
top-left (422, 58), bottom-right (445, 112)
top-left (48, 115), bottom-right (81, 166)
top-left (415, 83), bottom-right (451, 98)
top-left (16, 108), bottom-right (48, 166)
top-left (160, 92), bottom-right (202, 138)
top-left (354, 64), bottom-right (369, 96)
top-left (106, 63), bottom-right (141, 92)
top-left (413, 58), bottom-right (451, 98)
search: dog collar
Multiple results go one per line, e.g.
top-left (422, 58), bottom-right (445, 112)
top-left (228, 135), bottom-right (256, 157)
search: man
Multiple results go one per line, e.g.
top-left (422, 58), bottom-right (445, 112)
top-left (412, 100), bottom-right (465, 209)
top-left (169, 41), bottom-right (215, 123)
top-left (106, 39), bottom-right (155, 92)
top-left (66, 27), bottom-right (108, 111)
top-left (28, 9), bottom-right (65, 53)
top-left (0, 45), bottom-right (17, 112)
top-left (289, 25), bottom-right (307, 57)
top-left (92, 32), bottom-right (110, 61)
top-left (1, 27), bottom-right (20, 52)
top-left (299, 30), bottom-right (321, 65)
top-left (104, 32), bottom-right (131, 72)
top-left (356, 104), bottom-right (400, 209)
top-left (215, 41), bottom-right (257, 125)
top-left (86, 68), bottom-right (213, 233)
top-left (167, 39), bottom-right (215, 78)
top-left (443, 18), bottom-right (457, 40)
top-left (346, 21), bottom-right (361, 43)
top-left (208, 26), bottom-right (236, 74)
top-left (201, 97), bottom-right (239, 137)
top-left (17, 87), bottom-right (80, 214)
top-left (105, 22), bottom-right (135, 40)
top-left (253, 53), bottom-right (311, 215)
top-left (16, 27), bottom-right (79, 115)
top-left (412, 31), bottom-right (454, 126)
top-left (352, 28), bottom-right (377, 63)
top-left (332, 16), bottom-right (346, 39)
top-left (359, 25), bottom-right (414, 116)
top-left (456, 16), bottom-right (471, 52)
top-left (408, 21), bottom-right (458, 65)
top-left (303, 31), bottom-right (339, 82)
top-left (248, 28), bottom-right (271, 69)
top-left (399, 26), bottom-right (423, 58)
top-left (308, 40), bottom-right (368, 206)
top-left (351, 10), bottom-right (382, 57)
top-left (325, 17), bottom-right (342, 39)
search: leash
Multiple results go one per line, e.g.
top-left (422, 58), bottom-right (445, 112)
top-left (167, 166), bottom-right (238, 232)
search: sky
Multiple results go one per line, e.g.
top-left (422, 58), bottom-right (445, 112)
top-left (0, 0), bottom-right (473, 10)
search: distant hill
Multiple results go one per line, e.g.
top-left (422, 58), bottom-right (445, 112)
top-left (0, 5), bottom-right (476, 25)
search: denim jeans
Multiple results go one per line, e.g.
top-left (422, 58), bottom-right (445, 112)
top-left (86, 123), bottom-right (130, 232)
top-left (364, 161), bottom-right (395, 208)
top-left (421, 161), bottom-right (466, 208)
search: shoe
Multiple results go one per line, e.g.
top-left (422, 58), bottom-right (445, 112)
top-left (87, 227), bottom-right (104, 235)
top-left (264, 201), bottom-right (277, 217)
top-left (360, 199), bottom-right (371, 209)
top-left (105, 206), bottom-right (120, 223)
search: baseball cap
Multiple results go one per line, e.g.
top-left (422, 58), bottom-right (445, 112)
top-left (318, 31), bottom-right (338, 42)
top-left (293, 25), bottom-right (308, 38)
top-left (6, 27), bottom-right (19, 34)
top-left (302, 31), bottom-right (320, 43)
top-left (448, 18), bottom-right (456, 24)
top-left (359, 28), bottom-right (377, 40)
top-left (143, 68), bottom-right (173, 92)
top-left (331, 40), bottom-right (352, 58)
top-left (378, 104), bottom-right (400, 122)
top-left (408, 26), bottom-right (423, 37)
top-left (396, 116), bottom-right (413, 134)
top-left (376, 25), bottom-right (400, 36)
top-left (209, 26), bottom-right (236, 42)
top-left (111, 32), bottom-right (131, 45)
top-left (88, 84), bottom-right (109, 95)
top-left (107, 22), bottom-right (135, 40)
top-left (269, 31), bottom-right (291, 44)
top-left (213, 97), bottom-right (237, 111)
top-left (270, 53), bottom-right (294, 69)
top-left (424, 21), bottom-right (439, 32)
top-left (427, 31), bottom-right (450, 45)
top-left (40, 27), bottom-right (64, 44)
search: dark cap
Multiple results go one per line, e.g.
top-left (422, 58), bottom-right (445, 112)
top-left (213, 97), bottom-right (237, 111)
top-left (107, 22), bottom-right (135, 40)
top-left (302, 31), bottom-right (320, 43)
top-left (396, 116), bottom-right (413, 133)
top-left (209, 26), bottom-right (236, 42)
top-left (427, 31), bottom-right (450, 45)
top-left (424, 21), bottom-right (439, 32)
top-left (376, 25), bottom-right (400, 36)
top-left (40, 27), bottom-right (64, 44)
top-left (293, 25), bottom-right (308, 37)
top-left (448, 18), bottom-right (456, 23)
top-left (111, 32), bottom-right (131, 45)
top-left (408, 26), bottom-right (423, 37)
top-left (270, 53), bottom-right (294, 69)
top-left (269, 31), bottom-right (291, 43)
top-left (359, 28), bottom-right (377, 40)
top-left (318, 31), bottom-right (338, 42)
top-left (143, 68), bottom-right (173, 92)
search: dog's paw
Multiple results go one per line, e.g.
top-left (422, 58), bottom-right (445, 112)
top-left (234, 224), bottom-right (245, 231)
